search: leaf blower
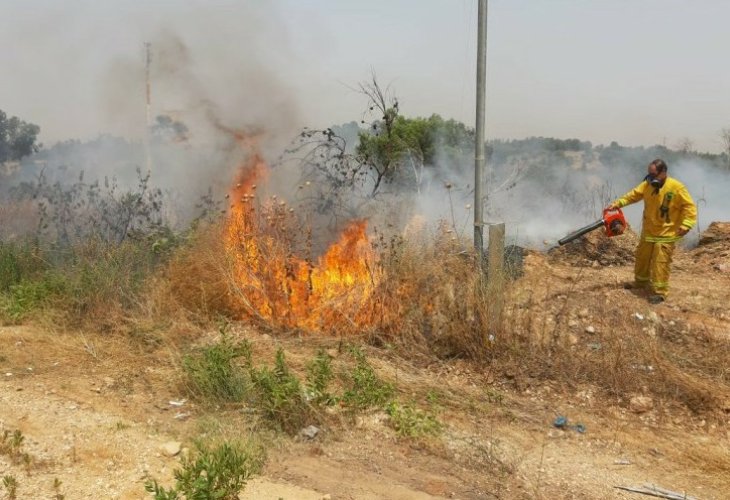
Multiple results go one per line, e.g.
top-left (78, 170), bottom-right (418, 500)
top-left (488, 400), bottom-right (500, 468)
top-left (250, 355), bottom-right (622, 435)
top-left (557, 208), bottom-right (627, 246)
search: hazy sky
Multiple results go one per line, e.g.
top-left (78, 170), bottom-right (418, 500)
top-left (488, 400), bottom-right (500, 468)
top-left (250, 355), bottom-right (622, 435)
top-left (2, 0), bottom-right (729, 153)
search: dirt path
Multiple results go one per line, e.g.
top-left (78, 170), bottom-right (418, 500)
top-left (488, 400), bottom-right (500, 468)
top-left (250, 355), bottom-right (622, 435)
top-left (2, 355), bottom-right (726, 500)
top-left (0, 355), bottom-right (326, 499)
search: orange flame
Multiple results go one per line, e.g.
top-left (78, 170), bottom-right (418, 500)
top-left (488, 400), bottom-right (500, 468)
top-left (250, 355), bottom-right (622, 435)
top-left (224, 136), bottom-right (377, 331)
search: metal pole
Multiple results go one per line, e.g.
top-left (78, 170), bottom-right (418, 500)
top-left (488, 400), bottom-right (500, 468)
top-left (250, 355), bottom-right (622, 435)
top-left (144, 42), bottom-right (152, 176)
top-left (474, 0), bottom-right (487, 260)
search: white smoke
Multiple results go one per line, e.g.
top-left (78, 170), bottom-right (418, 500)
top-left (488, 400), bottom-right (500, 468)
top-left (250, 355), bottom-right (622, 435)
top-left (406, 144), bottom-right (729, 250)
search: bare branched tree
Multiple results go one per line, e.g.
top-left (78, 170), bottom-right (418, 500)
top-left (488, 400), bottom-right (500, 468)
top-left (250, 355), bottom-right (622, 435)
top-left (358, 73), bottom-right (398, 136)
top-left (281, 72), bottom-right (404, 225)
top-left (284, 127), bottom-right (368, 224)
top-left (674, 137), bottom-right (695, 154)
top-left (356, 73), bottom-right (401, 196)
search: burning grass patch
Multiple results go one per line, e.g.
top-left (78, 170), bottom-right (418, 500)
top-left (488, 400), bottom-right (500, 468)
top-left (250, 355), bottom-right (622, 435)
top-left (162, 205), bottom-right (496, 362)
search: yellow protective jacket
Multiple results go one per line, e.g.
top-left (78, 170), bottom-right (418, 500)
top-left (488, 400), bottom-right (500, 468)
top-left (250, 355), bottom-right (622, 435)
top-left (614, 177), bottom-right (697, 243)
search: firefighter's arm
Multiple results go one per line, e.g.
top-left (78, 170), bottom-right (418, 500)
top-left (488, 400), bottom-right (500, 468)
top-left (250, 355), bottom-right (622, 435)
top-left (607, 183), bottom-right (645, 210)
top-left (676, 186), bottom-right (697, 235)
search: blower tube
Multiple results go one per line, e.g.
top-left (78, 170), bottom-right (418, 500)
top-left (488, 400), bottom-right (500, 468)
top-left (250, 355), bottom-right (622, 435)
top-left (557, 219), bottom-right (604, 246)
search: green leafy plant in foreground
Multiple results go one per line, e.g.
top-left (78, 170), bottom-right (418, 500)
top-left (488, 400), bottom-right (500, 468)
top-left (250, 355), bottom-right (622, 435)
top-left (0, 274), bottom-right (66, 323)
top-left (305, 349), bottom-right (336, 405)
top-left (386, 401), bottom-right (442, 438)
top-left (2, 475), bottom-right (18, 500)
top-left (250, 348), bottom-right (313, 433)
top-left (145, 441), bottom-right (263, 500)
top-left (182, 333), bottom-right (252, 403)
top-left (342, 346), bottom-right (394, 409)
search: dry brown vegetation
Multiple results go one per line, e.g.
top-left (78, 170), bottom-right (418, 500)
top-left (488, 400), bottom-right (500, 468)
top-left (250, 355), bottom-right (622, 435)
top-left (1, 211), bottom-right (729, 498)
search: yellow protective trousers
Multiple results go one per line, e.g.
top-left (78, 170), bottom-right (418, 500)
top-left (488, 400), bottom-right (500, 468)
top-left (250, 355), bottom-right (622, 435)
top-left (634, 240), bottom-right (675, 297)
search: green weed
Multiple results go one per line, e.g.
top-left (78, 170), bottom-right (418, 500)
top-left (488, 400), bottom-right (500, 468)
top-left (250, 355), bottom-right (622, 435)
top-left (342, 347), bottom-right (394, 409)
top-left (115, 421), bottom-right (131, 431)
top-left (0, 430), bottom-right (26, 464)
top-left (182, 333), bottom-right (251, 404)
top-left (305, 349), bottom-right (336, 405)
top-left (145, 440), bottom-right (263, 500)
top-left (0, 274), bottom-right (66, 322)
top-left (0, 242), bottom-right (40, 292)
top-left (386, 401), bottom-right (442, 438)
top-left (52, 478), bottom-right (64, 500)
top-left (250, 348), bottom-right (313, 433)
top-left (426, 389), bottom-right (443, 406)
top-left (2, 475), bottom-right (18, 500)
top-left (484, 387), bottom-right (505, 405)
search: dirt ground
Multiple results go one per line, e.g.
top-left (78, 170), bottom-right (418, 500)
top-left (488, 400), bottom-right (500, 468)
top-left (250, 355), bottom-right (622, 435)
top-left (1, 230), bottom-right (729, 499)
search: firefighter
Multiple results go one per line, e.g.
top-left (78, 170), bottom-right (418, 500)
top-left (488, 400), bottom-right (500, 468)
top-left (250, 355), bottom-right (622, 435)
top-left (606, 158), bottom-right (697, 304)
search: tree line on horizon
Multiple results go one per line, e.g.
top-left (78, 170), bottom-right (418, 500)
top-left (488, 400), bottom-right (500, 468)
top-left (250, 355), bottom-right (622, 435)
top-left (2, 102), bottom-right (729, 205)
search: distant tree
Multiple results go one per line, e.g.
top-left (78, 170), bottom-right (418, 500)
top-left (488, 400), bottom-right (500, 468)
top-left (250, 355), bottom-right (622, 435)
top-left (151, 114), bottom-right (189, 143)
top-left (348, 75), bottom-right (475, 196)
top-left (674, 137), bottom-right (695, 155)
top-left (357, 113), bottom-right (474, 195)
top-left (0, 110), bottom-right (41, 163)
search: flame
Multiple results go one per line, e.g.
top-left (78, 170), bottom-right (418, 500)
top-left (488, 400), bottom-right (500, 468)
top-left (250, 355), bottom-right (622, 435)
top-left (223, 136), bottom-right (377, 331)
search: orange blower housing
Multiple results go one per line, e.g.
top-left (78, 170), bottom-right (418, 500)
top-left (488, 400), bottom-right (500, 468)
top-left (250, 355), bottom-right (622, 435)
top-left (558, 208), bottom-right (627, 246)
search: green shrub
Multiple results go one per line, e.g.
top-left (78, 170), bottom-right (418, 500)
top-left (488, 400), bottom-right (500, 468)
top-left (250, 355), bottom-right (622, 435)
top-left (0, 430), bottom-right (25, 459)
top-left (250, 348), bottom-right (313, 433)
top-left (2, 475), bottom-right (18, 500)
top-left (145, 440), bottom-right (263, 500)
top-left (64, 238), bottom-right (164, 315)
top-left (342, 347), bottom-right (394, 409)
top-left (182, 334), bottom-right (251, 403)
top-left (305, 349), bottom-right (336, 405)
top-left (386, 401), bottom-right (442, 438)
top-left (0, 274), bottom-right (66, 323)
top-left (0, 242), bottom-right (41, 292)
top-left (0, 237), bottom-right (171, 325)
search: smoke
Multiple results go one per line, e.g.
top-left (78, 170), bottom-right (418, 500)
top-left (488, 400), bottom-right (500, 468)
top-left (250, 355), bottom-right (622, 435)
top-left (7, 2), bottom-right (307, 228)
top-left (99, 21), bottom-right (303, 206)
top-left (5, 2), bottom-right (729, 252)
top-left (406, 141), bottom-right (730, 250)
top-left (669, 159), bottom-right (730, 245)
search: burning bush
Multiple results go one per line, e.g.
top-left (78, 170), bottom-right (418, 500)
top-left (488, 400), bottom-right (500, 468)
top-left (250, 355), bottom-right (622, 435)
top-left (173, 217), bottom-right (493, 359)
top-left (161, 137), bottom-right (492, 358)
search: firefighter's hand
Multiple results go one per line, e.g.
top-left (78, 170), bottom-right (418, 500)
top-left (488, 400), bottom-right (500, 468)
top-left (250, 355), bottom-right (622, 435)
top-left (677, 226), bottom-right (690, 236)
top-left (605, 202), bottom-right (619, 211)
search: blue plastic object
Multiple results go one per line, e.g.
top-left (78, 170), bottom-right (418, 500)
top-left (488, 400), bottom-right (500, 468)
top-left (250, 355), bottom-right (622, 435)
top-left (553, 416), bottom-right (586, 433)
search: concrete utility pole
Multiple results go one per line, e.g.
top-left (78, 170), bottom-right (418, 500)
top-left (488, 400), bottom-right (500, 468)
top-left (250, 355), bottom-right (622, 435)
top-left (474, 0), bottom-right (487, 259)
top-left (144, 42), bottom-right (153, 175)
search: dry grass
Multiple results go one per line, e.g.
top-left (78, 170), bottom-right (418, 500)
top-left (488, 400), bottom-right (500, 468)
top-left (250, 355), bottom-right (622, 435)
top-left (4, 203), bottom-right (728, 420)
top-left (158, 223), bottom-right (243, 321)
top-left (492, 253), bottom-right (730, 416)
top-left (156, 219), bottom-right (494, 361)
top-left (364, 225), bottom-right (493, 359)
top-left (155, 218), bottom-right (729, 416)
